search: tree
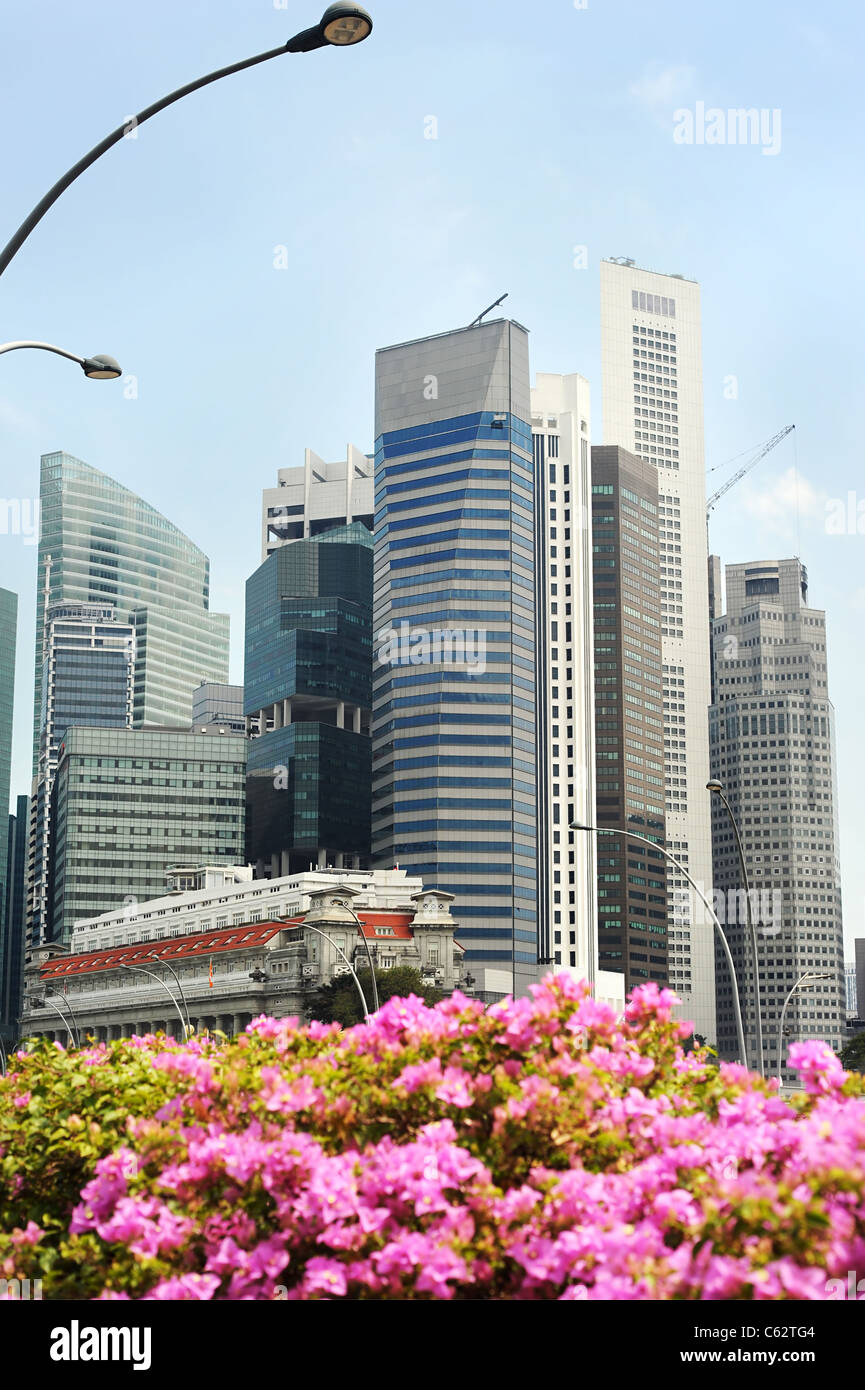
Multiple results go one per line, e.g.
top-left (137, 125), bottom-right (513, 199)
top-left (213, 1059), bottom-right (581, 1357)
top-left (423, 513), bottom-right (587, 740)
top-left (305, 965), bottom-right (443, 1027)
top-left (839, 1032), bottom-right (865, 1073)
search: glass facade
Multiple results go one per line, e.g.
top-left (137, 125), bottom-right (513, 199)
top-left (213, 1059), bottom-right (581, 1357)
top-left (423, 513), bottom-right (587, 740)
top-left (590, 447), bottom-right (668, 996)
top-left (29, 605), bottom-right (135, 946)
top-left (1, 796), bottom-right (28, 1040)
top-left (372, 321), bottom-right (538, 998)
top-left (34, 452), bottom-right (230, 762)
top-left (244, 524), bottom-right (373, 875)
top-left (0, 589), bottom-right (17, 1030)
top-left (49, 728), bottom-right (247, 943)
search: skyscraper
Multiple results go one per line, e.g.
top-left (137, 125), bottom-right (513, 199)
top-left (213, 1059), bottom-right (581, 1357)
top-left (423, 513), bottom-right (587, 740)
top-left (372, 319), bottom-right (537, 1000)
top-left (590, 445), bottom-right (669, 995)
top-left (34, 452), bottom-right (229, 750)
top-left (530, 373), bottom-right (597, 983)
top-left (1, 796), bottom-right (28, 1041)
top-left (0, 590), bottom-right (17, 1031)
top-left (245, 524), bottom-right (373, 876)
top-left (28, 453), bottom-right (230, 946)
top-left (709, 558), bottom-right (845, 1072)
top-left (29, 604), bottom-right (135, 944)
top-left (600, 261), bottom-right (715, 1041)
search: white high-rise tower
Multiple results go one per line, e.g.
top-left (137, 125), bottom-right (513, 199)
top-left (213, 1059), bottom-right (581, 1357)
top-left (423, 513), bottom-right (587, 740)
top-left (600, 261), bottom-right (715, 1041)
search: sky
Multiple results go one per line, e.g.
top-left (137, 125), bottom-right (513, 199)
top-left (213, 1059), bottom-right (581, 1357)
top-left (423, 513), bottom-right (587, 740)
top-left (0, 0), bottom-right (863, 950)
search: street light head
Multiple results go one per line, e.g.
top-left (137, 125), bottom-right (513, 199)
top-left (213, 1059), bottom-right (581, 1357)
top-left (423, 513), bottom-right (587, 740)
top-left (706, 779), bottom-right (724, 795)
top-left (82, 354), bottom-right (122, 380)
top-left (320, 4), bottom-right (373, 44)
top-left (568, 821), bottom-right (593, 832)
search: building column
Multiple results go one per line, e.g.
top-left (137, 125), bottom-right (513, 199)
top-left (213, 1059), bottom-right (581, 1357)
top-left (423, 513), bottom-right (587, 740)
top-left (336, 701), bottom-right (345, 729)
top-left (273, 700), bottom-right (283, 730)
top-left (353, 706), bottom-right (361, 733)
top-left (271, 854), bottom-right (281, 879)
top-left (283, 699), bottom-right (292, 726)
top-left (280, 849), bottom-right (291, 877)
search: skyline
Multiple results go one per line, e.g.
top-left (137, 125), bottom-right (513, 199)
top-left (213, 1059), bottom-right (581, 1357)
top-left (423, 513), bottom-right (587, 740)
top-left (0, 0), bottom-right (862, 955)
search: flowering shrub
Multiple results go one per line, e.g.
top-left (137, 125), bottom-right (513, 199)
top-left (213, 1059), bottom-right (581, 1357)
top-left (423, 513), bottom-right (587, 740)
top-left (1, 975), bottom-right (864, 1300)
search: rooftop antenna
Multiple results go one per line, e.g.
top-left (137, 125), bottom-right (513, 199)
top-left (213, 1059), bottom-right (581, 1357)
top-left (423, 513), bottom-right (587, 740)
top-left (469, 292), bottom-right (508, 328)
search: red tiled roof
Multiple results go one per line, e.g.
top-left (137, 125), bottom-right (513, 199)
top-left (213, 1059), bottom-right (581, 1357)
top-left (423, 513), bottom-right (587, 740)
top-left (40, 912), bottom-right (421, 978)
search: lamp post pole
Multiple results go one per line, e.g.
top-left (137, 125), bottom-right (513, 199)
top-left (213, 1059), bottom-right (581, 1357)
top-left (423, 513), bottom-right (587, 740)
top-left (777, 973), bottom-right (833, 1083)
top-left (276, 917), bottom-right (370, 1019)
top-left (0, 5), bottom-right (374, 281)
top-left (707, 780), bottom-right (764, 1078)
top-left (342, 905), bottom-right (380, 1013)
top-left (144, 953), bottom-right (192, 1035)
top-left (48, 987), bottom-right (82, 1048)
top-left (571, 822), bottom-right (747, 1066)
top-left (117, 963), bottom-right (188, 1039)
top-left (29, 994), bottom-right (77, 1048)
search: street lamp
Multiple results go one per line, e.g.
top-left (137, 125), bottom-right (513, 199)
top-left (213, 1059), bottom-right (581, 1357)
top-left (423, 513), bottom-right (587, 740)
top-left (0, 6), bottom-right (374, 279)
top-left (707, 779), bottom-right (764, 1077)
top-left (28, 993), bottom-right (78, 1048)
top-left (0, 342), bottom-right (121, 378)
top-left (46, 986), bottom-right (82, 1047)
top-left (117, 962), bottom-right (188, 1040)
top-left (570, 821), bottom-right (747, 1066)
top-left (275, 917), bottom-right (371, 1019)
top-left (143, 952), bottom-right (191, 1034)
top-left (777, 973), bottom-right (834, 1083)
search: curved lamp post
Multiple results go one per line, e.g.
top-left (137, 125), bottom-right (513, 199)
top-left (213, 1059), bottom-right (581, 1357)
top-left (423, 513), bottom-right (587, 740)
top-left (707, 779), bottom-right (764, 1077)
top-left (0, 5), bottom-right (374, 280)
top-left (47, 986), bottom-right (82, 1047)
top-left (0, 342), bottom-right (121, 378)
top-left (777, 972), bottom-right (833, 1083)
top-left (143, 952), bottom-right (192, 1035)
top-left (571, 821), bottom-right (747, 1066)
top-left (275, 917), bottom-right (371, 1019)
top-left (117, 962), bottom-right (188, 1039)
top-left (340, 903), bottom-right (380, 1012)
top-left (28, 993), bottom-right (78, 1048)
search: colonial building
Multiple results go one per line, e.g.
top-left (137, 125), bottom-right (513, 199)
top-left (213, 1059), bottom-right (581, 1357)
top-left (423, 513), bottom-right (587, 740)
top-left (19, 867), bottom-right (466, 1042)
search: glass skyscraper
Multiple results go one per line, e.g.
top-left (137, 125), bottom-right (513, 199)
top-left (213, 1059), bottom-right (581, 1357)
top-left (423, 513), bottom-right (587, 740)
top-left (29, 604), bottom-right (135, 945)
top-left (29, 453), bottom-right (230, 946)
top-left (1, 796), bottom-right (28, 1041)
top-left (245, 523), bottom-right (373, 876)
top-left (34, 451), bottom-right (230, 757)
top-left (372, 319), bottom-right (538, 999)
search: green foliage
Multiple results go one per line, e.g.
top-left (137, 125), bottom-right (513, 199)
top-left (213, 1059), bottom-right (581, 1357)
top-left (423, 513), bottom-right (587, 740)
top-left (839, 1031), bottom-right (865, 1072)
top-left (305, 965), bottom-right (442, 1026)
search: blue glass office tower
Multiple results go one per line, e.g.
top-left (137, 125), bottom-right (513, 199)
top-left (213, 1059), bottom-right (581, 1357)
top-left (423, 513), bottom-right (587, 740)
top-left (245, 524), bottom-right (373, 876)
top-left (372, 320), bottom-right (538, 998)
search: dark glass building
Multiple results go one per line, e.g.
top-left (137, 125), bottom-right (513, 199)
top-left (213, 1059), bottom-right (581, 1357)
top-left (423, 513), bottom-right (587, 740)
top-left (1, 796), bottom-right (29, 1041)
top-left (244, 523), bottom-right (373, 876)
top-left (591, 446), bottom-right (668, 994)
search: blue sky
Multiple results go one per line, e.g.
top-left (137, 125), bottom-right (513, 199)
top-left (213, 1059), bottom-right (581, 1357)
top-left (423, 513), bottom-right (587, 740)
top-left (1, 0), bottom-right (863, 950)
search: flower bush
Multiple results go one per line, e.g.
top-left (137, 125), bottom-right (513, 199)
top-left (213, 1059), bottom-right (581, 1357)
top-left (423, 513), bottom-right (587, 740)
top-left (1, 975), bottom-right (864, 1300)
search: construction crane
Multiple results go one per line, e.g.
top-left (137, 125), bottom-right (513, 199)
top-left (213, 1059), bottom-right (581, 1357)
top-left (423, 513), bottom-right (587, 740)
top-left (706, 424), bottom-right (795, 521)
